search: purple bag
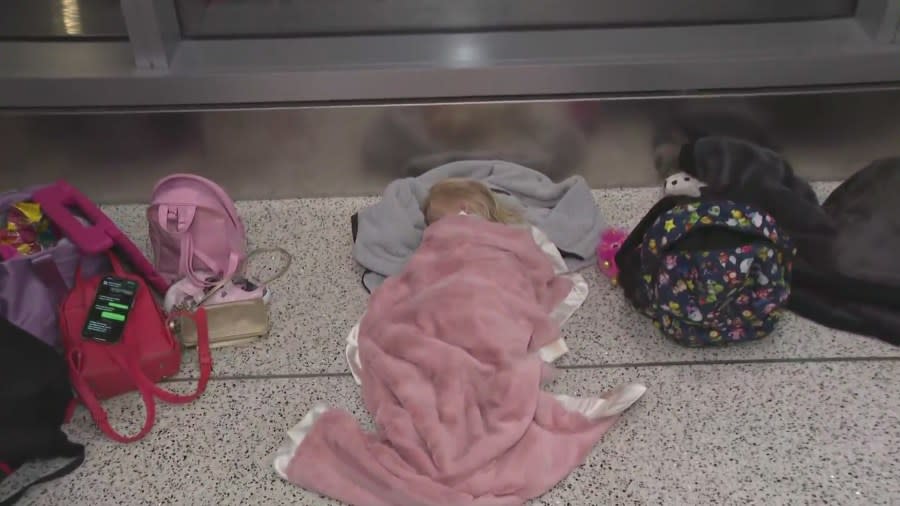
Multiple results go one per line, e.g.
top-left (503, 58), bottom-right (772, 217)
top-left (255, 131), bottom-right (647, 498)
top-left (0, 187), bottom-right (108, 347)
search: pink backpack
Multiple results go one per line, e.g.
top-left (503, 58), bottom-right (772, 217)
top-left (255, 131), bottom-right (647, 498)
top-left (148, 174), bottom-right (246, 286)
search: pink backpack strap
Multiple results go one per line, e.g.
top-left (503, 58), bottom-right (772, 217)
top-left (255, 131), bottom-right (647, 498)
top-left (178, 234), bottom-right (239, 287)
top-left (152, 174), bottom-right (243, 233)
top-left (156, 204), bottom-right (196, 234)
top-left (156, 203), bottom-right (208, 287)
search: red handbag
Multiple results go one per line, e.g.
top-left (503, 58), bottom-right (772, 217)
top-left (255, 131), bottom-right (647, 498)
top-left (59, 252), bottom-right (212, 443)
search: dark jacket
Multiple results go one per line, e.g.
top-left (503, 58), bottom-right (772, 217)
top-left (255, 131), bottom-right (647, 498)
top-left (679, 137), bottom-right (900, 346)
top-left (679, 137), bottom-right (835, 270)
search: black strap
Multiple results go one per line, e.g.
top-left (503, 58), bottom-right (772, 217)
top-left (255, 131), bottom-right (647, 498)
top-left (617, 196), bottom-right (689, 263)
top-left (360, 269), bottom-right (372, 294)
top-left (0, 445), bottom-right (84, 506)
top-left (350, 213), bottom-right (359, 243)
top-left (616, 196), bottom-right (697, 308)
top-left (557, 249), bottom-right (584, 261)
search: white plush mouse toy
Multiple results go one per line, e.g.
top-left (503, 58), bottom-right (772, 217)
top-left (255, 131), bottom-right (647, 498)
top-left (664, 171), bottom-right (707, 197)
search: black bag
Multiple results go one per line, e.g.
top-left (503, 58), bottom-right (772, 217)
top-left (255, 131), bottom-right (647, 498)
top-left (677, 138), bottom-right (900, 345)
top-left (1, 317), bottom-right (84, 505)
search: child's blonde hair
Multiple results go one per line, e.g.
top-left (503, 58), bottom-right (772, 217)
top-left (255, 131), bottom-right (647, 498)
top-left (423, 178), bottom-right (522, 225)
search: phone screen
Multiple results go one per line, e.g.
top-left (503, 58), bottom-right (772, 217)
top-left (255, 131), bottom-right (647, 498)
top-left (81, 276), bottom-right (139, 343)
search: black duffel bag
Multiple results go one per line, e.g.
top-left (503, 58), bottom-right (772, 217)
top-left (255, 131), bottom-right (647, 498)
top-left (1, 317), bottom-right (84, 505)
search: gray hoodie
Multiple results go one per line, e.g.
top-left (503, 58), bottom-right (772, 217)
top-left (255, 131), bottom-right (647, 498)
top-left (352, 160), bottom-right (605, 290)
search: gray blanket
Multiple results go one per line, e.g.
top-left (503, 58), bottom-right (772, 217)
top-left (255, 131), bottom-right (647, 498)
top-left (353, 160), bottom-right (605, 290)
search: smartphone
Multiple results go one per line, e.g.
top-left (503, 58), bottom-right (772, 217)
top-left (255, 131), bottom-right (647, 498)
top-left (81, 276), bottom-right (139, 343)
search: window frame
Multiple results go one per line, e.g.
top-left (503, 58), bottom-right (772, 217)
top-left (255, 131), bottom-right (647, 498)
top-left (0, 0), bottom-right (899, 109)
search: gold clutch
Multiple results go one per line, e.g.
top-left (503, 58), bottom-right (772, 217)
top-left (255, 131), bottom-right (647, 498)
top-left (173, 299), bottom-right (269, 349)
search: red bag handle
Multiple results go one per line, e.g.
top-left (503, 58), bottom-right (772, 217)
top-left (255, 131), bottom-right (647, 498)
top-left (67, 308), bottom-right (212, 442)
top-left (106, 251), bottom-right (129, 277)
top-left (146, 308), bottom-right (213, 404)
top-left (68, 349), bottom-right (158, 443)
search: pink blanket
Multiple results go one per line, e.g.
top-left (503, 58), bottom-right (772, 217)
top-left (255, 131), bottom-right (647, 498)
top-left (280, 216), bottom-right (620, 505)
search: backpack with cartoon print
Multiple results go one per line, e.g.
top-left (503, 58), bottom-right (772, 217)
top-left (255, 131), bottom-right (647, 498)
top-left (616, 197), bottom-right (795, 347)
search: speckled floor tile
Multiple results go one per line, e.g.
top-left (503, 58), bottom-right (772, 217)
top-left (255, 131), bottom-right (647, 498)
top-left (94, 183), bottom-right (898, 379)
top-left (540, 361), bottom-right (900, 506)
top-left (5, 361), bottom-right (897, 505)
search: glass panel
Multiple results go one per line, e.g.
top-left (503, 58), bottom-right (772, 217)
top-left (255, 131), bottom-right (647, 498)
top-left (177, 0), bottom-right (857, 38)
top-left (2, 90), bottom-right (897, 200)
top-left (0, 0), bottom-right (127, 40)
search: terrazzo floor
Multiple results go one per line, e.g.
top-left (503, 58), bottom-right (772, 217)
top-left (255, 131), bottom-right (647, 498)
top-left (3, 185), bottom-right (899, 505)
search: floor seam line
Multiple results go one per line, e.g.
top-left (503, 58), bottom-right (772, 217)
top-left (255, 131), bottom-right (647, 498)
top-left (163, 372), bottom-right (352, 383)
top-left (162, 355), bottom-right (900, 382)
top-left (557, 355), bottom-right (900, 369)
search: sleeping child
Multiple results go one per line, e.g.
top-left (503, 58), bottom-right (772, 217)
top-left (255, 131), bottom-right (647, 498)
top-left (422, 177), bottom-right (522, 225)
top-left (274, 177), bottom-right (646, 506)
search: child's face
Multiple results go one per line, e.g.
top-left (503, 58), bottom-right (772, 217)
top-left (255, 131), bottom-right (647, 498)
top-left (425, 196), bottom-right (489, 225)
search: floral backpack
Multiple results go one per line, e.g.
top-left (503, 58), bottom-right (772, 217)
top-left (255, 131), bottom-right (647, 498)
top-left (616, 197), bottom-right (795, 347)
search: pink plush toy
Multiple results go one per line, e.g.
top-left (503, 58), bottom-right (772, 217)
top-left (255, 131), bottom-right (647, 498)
top-left (597, 227), bottom-right (628, 285)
